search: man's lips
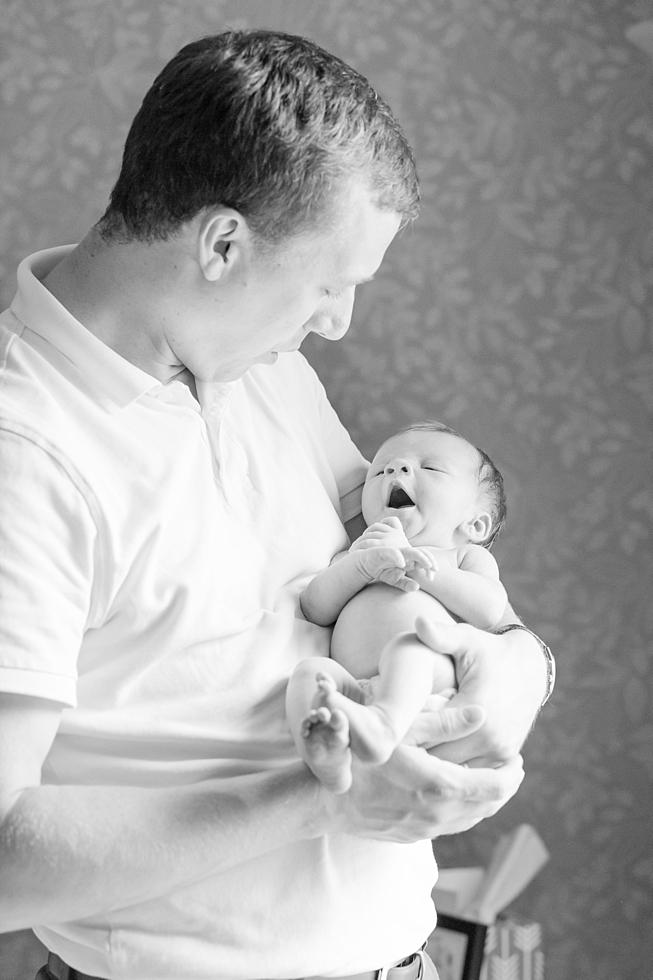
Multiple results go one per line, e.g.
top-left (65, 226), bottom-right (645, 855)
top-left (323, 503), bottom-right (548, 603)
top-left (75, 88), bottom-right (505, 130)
top-left (386, 483), bottom-right (415, 508)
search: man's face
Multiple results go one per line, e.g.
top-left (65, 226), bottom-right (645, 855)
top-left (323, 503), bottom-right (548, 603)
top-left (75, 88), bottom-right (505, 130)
top-left (361, 430), bottom-right (484, 548)
top-left (178, 181), bottom-right (401, 383)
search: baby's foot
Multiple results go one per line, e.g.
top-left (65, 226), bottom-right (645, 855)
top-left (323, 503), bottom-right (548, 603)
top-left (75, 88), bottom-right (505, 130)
top-left (300, 675), bottom-right (353, 794)
top-left (314, 673), bottom-right (399, 765)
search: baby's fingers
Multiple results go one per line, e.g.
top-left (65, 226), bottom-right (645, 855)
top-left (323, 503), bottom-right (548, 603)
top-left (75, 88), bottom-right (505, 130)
top-left (365, 521), bottom-right (396, 535)
top-left (403, 547), bottom-right (438, 576)
top-left (380, 517), bottom-right (404, 531)
top-left (378, 570), bottom-right (420, 592)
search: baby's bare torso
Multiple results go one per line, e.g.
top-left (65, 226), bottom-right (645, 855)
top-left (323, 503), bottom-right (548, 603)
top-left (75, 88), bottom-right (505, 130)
top-left (330, 580), bottom-right (457, 687)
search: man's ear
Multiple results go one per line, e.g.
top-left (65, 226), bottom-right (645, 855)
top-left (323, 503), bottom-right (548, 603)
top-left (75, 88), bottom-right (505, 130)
top-left (462, 511), bottom-right (493, 544)
top-left (198, 208), bottom-right (250, 282)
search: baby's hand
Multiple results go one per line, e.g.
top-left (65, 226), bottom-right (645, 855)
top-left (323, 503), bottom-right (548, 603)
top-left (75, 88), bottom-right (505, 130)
top-left (351, 517), bottom-right (412, 553)
top-left (355, 544), bottom-right (436, 592)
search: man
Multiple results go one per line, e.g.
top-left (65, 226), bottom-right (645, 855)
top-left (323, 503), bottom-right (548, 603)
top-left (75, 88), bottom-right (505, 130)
top-left (0, 30), bottom-right (552, 980)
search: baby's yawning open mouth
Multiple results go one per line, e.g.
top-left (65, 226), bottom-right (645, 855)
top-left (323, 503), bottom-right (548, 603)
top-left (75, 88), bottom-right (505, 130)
top-left (387, 484), bottom-right (415, 509)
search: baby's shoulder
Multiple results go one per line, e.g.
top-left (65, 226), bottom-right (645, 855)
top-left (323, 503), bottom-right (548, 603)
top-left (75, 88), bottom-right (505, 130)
top-left (457, 542), bottom-right (501, 574)
top-left (420, 544), bottom-right (461, 568)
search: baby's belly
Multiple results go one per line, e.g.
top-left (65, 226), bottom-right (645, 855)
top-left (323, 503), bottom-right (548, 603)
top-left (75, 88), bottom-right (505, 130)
top-left (331, 582), bottom-right (456, 681)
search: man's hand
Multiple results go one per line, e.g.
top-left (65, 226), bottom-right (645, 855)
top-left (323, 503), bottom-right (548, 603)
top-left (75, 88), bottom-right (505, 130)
top-left (323, 704), bottom-right (524, 841)
top-left (414, 616), bottom-right (548, 767)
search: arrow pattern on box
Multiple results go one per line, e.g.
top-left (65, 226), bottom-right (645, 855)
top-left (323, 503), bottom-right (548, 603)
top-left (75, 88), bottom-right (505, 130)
top-left (489, 954), bottom-right (520, 980)
top-left (533, 951), bottom-right (544, 980)
top-left (483, 924), bottom-right (498, 957)
top-left (479, 923), bottom-right (544, 980)
top-left (512, 923), bottom-right (541, 952)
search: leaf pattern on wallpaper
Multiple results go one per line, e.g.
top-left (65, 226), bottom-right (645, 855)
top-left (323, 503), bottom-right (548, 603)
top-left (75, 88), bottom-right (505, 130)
top-left (1, 2), bottom-right (652, 980)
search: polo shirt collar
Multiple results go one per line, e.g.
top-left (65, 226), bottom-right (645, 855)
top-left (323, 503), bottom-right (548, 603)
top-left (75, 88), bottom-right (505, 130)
top-left (11, 246), bottom-right (161, 409)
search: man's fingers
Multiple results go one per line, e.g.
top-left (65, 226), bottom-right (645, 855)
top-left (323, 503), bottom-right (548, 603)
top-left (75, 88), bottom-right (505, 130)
top-left (448, 753), bottom-right (525, 804)
top-left (387, 744), bottom-right (524, 803)
top-left (337, 747), bottom-right (525, 842)
top-left (414, 703), bottom-right (486, 748)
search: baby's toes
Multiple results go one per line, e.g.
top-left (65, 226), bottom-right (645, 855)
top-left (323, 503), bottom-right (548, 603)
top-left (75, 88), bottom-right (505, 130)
top-left (301, 706), bottom-right (331, 737)
top-left (316, 671), bottom-right (338, 694)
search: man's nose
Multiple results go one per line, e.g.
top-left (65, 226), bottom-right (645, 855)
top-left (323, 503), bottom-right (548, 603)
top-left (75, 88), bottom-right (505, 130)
top-left (310, 288), bottom-right (356, 341)
top-left (315, 317), bottom-right (350, 341)
top-left (384, 458), bottom-right (413, 475)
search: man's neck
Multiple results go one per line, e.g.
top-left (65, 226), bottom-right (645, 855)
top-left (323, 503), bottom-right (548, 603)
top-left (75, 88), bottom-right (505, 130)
top-left (42, 229), bottom-right (188, 385)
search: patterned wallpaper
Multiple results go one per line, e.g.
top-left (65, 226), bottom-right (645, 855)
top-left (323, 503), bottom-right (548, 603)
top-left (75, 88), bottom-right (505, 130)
top-left (1, 2), bottom-right (652, 979)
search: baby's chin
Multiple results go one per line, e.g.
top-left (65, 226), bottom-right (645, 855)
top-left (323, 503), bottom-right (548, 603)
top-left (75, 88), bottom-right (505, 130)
top-left (381, 506), bottom-right (421, 537)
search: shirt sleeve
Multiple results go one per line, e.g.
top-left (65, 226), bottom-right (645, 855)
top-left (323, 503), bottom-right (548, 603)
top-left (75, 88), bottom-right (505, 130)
top-left (0, 427), bottom-right (98, 706)
top-left (295, 355), bottom-right (369, 518)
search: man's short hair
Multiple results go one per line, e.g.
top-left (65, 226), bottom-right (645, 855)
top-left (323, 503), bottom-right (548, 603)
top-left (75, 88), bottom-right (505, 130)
top-left (99, 30), bottom-right (419, 244)
top-left (404, 421), bottom-right (508, 549)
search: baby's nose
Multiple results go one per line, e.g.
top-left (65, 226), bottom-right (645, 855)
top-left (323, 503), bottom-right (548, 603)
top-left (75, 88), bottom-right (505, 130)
top-left (384, 458), bottom-right (413, 475)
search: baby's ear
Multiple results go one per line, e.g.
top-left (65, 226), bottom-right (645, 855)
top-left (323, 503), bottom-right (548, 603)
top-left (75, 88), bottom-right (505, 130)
top-left (463, 511), bottom-right (493, 544)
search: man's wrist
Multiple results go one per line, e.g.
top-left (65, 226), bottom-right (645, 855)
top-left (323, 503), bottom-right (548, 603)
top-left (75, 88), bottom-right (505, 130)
top-left (492, 624), bottom-right (555, 706)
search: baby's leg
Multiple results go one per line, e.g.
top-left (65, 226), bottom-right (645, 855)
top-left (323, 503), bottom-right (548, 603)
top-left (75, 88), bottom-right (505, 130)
top-left (318, 631), bottom-right (452, 765)
top-left (286, 658), bottom-right (365, 794)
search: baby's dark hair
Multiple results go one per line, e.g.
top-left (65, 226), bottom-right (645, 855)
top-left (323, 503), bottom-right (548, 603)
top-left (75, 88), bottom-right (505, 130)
top-left (403, 420), bottom-right (507, 548)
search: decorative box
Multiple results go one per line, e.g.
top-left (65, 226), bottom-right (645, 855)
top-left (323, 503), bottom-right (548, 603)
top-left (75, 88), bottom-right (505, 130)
top-left (480, 917), bottom-right (544, 980)
top-left (426, 825), bottom-right (549, 980)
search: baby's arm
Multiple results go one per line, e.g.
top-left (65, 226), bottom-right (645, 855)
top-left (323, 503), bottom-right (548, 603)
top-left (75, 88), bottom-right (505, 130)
top-left (301, 522), bottom-right (434, 627)
top-left (300, 551), bottom-right (370, 626)
top-left (410, 544), bottom-right (508, 630)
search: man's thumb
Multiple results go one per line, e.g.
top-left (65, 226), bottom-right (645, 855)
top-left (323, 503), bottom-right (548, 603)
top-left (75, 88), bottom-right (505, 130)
top-left (427, 703), bottom-right (486, 745)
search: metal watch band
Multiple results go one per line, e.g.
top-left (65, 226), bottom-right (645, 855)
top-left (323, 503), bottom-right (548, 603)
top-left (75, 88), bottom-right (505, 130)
top-left (492, 623), bottom-right (556, 705)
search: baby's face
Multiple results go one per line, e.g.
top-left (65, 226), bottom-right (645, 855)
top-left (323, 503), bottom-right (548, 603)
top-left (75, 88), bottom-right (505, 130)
top-left (361, 429), bottom-right (483, 547)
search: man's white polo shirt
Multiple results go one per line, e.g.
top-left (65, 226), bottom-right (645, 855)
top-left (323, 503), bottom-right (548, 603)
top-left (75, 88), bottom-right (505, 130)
top-left (0, 247), bottom-right (437, 980)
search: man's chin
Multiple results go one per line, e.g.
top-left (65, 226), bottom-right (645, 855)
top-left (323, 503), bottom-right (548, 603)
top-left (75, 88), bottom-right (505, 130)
top-left (260, 351), bottom-right (279, 365)
top-left (206, 351), bottom-right (279, 383)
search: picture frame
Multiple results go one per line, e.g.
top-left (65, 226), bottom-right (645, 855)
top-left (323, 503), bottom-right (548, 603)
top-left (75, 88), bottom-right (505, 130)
top-left (425, 913), bottom-right (488, 980)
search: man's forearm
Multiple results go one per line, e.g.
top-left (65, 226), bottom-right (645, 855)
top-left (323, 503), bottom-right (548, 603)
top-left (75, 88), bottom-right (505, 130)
top-left (1, 709), bottom-right (534, 934)
top-left (0, 763), bottom-right (318, 933)
top-left (492, 601), bottom-right (555, 708)
top-left (493, 599), bottom-right (523, 629)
